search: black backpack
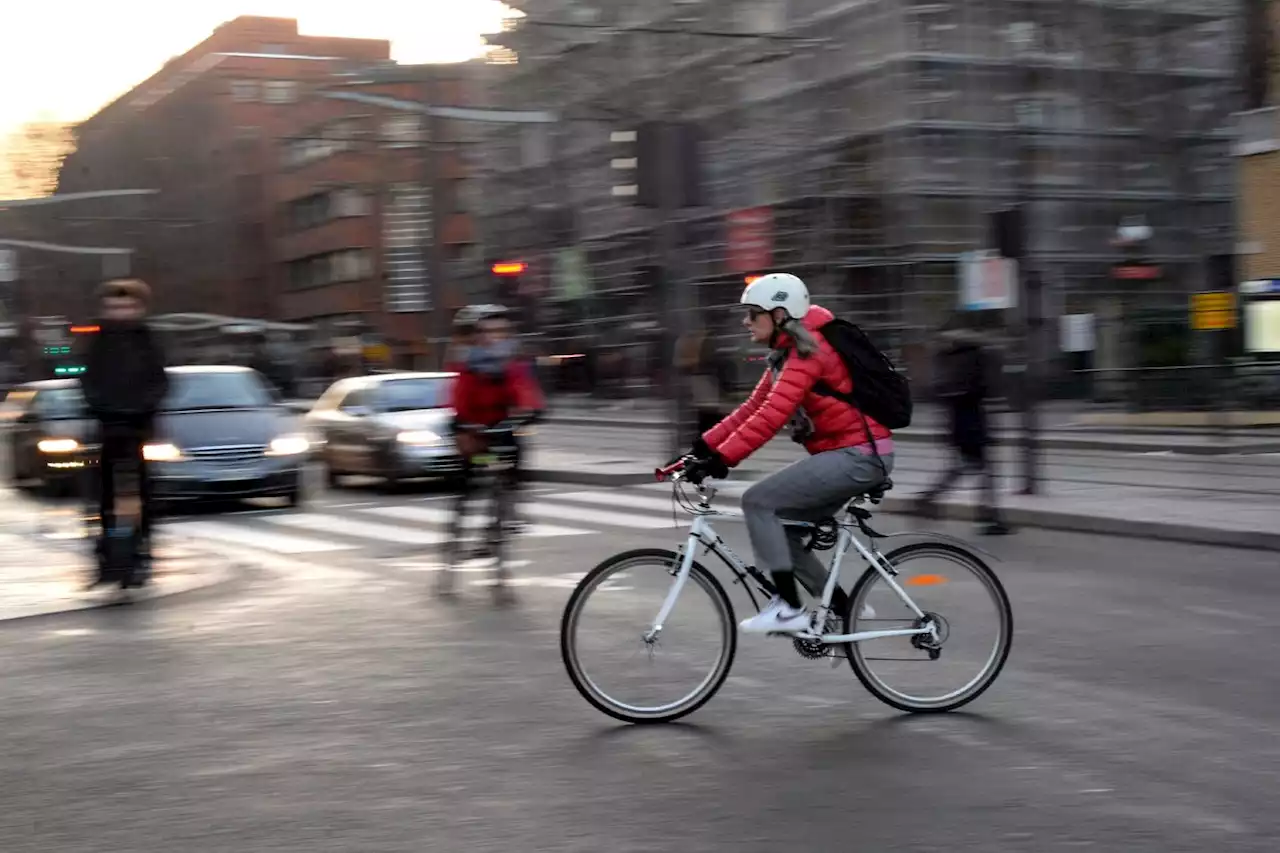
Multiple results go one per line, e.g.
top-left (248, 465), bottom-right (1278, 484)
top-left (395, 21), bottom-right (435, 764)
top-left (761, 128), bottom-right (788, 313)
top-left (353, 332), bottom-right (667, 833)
top-left (811, 318), bottom-right (913, 430)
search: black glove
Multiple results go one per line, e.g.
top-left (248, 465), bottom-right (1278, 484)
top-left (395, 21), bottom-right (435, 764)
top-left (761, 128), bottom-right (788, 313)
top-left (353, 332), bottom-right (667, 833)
top-left (685, 451), bottom-right (729, 484)
top-left (690, 437), bottom-right (714, 461)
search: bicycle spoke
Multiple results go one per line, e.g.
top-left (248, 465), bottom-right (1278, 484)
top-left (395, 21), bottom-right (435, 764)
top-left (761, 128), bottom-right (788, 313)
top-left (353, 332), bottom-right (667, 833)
top-left (845, 542), bottom-right (1012, 713)
top-left (562, 550), bottom-right (736, 724)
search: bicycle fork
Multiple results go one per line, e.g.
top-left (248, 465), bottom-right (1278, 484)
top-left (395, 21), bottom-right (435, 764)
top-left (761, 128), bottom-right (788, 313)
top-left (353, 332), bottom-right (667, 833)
top-left (644, 516), bottom-right (707, 644)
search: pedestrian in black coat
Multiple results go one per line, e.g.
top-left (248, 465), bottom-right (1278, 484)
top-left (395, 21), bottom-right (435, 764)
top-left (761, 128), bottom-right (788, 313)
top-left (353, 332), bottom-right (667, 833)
top-left (81, 279), bottom-right (169, 577)
top-left (914, 315), bottom-right (1011, 535)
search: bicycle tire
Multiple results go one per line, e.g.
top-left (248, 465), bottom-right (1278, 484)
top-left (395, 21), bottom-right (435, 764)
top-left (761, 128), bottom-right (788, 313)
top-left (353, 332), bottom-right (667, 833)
top-left (842, 541), bottom-right (1013, 713)
top-left (561, 548), bottom-right (737, 724)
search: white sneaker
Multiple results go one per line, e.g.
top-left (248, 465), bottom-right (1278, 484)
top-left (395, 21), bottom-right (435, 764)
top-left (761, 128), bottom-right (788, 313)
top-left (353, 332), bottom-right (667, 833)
top-left (740, 596), bottom-right (813, 635)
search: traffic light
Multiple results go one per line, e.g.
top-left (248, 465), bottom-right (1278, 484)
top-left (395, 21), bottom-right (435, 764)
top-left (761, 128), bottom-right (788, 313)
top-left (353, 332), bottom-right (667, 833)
top-left (491, 260), bottom-right (525, 304)
top-left (611, 121), bottom-right (703, 209)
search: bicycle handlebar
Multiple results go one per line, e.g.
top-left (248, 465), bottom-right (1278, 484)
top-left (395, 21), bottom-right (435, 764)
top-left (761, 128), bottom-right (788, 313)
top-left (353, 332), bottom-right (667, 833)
top-left (654, 456), bottom-right (691, 482)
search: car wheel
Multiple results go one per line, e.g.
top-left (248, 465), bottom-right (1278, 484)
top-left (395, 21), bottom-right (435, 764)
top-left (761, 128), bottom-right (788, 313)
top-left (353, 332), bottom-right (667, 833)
top-left (379, 447), bottom-right (405, 493)
top-left (324, 450), bottom-right (344, 489)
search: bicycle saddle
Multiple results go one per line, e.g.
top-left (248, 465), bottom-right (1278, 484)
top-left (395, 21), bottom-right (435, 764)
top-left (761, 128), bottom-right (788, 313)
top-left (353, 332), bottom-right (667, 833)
top-left (866, 478), bottom-right (893, 503)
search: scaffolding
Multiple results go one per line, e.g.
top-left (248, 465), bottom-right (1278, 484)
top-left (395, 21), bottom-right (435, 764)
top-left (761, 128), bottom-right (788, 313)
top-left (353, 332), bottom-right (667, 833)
top-left (471, 0), bottom-right (1241, 387)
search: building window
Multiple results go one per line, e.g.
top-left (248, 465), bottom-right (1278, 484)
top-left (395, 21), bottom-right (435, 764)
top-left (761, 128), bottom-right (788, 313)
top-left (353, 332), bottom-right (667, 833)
top-left (332, 249), bottom-right (374, 282)
top-left (287, 188), bottom-right (370, 231)
top-left (264, 80), bottom-right (299, 104)
top-left (382, 114), bottom-right (421, 148)
top-left (288, 193), bottom-right (330, 231)
top-left (288, 249), bottom-right (374, 289)
top-left (332, 188), bottom-right (372, 218)
top-left (231, 80), bottom-right (258, 102)
top-left (323, 120), bottom-right (358, 153)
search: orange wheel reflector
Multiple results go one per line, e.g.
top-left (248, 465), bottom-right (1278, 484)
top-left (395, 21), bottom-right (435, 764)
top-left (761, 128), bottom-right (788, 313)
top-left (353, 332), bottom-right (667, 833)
top-left (905, 574), bottom-right (948, 587)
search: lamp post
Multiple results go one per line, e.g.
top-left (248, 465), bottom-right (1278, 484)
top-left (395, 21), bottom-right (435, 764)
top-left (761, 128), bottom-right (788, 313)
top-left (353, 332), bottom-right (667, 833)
top-left (1009, 21), bottom-right (1042, 496)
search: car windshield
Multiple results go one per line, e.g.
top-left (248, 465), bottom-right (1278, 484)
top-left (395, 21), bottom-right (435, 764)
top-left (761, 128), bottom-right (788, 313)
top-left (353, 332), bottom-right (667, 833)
top-left (376, 378), bottom-right (449, 413)
top-left (39, 386), bottom-right (87, 419)
top-left (163, 371), bottom-right (274, 411)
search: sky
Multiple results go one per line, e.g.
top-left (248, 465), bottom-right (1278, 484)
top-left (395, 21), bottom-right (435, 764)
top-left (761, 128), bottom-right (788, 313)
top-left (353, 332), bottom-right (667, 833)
top-left (0, 0), bottom-right (515, 137)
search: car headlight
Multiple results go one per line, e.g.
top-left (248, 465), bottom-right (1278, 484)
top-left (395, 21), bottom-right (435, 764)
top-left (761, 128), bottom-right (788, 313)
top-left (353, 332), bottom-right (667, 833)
top-left (267, 435), bottom-right (311, 456)
top-left (143, 442), bottom-right (184, 462)
top-left (397, 429), bottom-right (443, 447)
top-left (37, 438), bottom-right (80, 454)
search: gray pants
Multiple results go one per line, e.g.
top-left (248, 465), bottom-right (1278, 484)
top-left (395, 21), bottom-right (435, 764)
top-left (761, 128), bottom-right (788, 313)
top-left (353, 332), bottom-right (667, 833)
top-left (741, 449), bottom-right (895, 597)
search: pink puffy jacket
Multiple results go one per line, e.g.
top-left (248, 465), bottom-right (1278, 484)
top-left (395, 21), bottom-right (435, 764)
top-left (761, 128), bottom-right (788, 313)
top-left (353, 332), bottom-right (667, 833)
top-left (702, 305), bottom-right (892, 467)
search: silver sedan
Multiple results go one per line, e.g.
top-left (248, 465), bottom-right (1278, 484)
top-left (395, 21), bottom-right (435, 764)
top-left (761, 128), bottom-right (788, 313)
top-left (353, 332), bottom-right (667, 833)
top-left (305, 372), bottom-right (462, 490)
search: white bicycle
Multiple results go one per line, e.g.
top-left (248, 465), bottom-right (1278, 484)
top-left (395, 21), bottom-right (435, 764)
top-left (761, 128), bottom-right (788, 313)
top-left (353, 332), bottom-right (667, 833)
top-left (560, 456), bottom-right (1013, 723)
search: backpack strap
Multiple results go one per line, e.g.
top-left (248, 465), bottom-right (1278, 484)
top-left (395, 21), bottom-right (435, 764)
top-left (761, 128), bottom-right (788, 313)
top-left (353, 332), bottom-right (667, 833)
top-left (810, 386), bottom-right (889, 478)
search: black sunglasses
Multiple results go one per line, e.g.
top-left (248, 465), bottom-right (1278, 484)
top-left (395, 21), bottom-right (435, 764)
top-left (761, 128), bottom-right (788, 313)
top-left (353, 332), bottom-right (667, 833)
top-left (746, 307), bottom-right (769, 321)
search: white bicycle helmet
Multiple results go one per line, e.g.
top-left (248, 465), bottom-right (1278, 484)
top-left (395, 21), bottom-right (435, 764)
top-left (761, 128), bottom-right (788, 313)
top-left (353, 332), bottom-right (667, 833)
top-left (740, 272), bottom-right (810, 322)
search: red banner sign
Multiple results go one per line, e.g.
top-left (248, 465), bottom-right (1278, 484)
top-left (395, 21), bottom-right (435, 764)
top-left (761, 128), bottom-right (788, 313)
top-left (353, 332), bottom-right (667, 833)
top-left (727, 207), bottom-right (774, 275)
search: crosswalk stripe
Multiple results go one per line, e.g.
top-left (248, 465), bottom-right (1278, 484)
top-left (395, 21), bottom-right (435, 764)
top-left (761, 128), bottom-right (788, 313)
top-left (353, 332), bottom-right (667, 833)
top-left (263, 513), bottom-right (445, 546)
top-left (554, 490), bottom-right (743, 517)
top-left (360, 504), bottom-right (591, 538)
top-left (174, 520), bottom-right (354, 554)
top-left (520, 501), bottom-right (676, 530)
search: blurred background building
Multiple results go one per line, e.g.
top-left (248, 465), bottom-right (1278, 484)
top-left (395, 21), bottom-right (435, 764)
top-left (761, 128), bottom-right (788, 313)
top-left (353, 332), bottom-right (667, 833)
top-left (4, 3), bottom-right (1275, 407)
top-left (471, 0), bottom-right (1242, 397)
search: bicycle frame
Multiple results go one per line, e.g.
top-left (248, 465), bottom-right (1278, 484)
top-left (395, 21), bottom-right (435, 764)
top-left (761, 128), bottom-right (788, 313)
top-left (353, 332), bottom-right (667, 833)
top-left (645, 483), bottom-right (937, 647)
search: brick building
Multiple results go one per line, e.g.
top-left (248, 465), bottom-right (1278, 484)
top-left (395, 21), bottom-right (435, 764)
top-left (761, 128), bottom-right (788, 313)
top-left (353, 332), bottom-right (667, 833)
top-left (45, 15), bottom-right (480, 368)
top-left (272, 62), bottom-right (480, 367)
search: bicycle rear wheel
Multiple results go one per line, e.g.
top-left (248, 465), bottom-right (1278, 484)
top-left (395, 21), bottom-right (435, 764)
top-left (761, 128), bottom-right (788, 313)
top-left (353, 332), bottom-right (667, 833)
top-left (843, 541), bottom-right (1012, 713)
top-left (561, 548), bottom-right (736, 724)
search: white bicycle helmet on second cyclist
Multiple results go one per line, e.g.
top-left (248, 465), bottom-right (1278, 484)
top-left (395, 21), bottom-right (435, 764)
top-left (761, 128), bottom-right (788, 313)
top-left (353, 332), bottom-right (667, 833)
top-left (740, 272), bottom-right (810, 322)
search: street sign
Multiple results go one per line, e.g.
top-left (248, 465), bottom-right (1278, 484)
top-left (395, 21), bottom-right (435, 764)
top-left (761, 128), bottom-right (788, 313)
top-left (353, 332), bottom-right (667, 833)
top-left (0, 249), bottom-right (15, 283)
top-left (1059, 313), bottom-right (1096, 353)
top-left (1240, 278), bottom-right (1280, 295)
top-left (727, 207), bottom-right (774, 275)
top-left (1190, 290), bottom-right (1236, 330)
top-left (958, 250), bottom-right (1017, 311)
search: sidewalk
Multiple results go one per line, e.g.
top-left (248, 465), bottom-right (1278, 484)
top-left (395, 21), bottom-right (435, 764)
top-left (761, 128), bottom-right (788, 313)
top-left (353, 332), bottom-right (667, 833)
top-left (0, 525), bottom-right (234, 623)
top-left (541, 399), bottom-right (1280, 455)
top-left (530, 448), bottom-right (1280, 552)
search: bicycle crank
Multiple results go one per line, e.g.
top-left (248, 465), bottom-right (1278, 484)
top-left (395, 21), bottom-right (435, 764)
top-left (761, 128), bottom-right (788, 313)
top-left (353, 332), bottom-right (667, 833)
top-left (793, 611), bottom-right (841, 661)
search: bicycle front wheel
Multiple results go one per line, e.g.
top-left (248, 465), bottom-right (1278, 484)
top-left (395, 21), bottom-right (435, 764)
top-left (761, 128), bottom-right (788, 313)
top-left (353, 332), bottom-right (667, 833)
top-left (561, 548), bottom-right (737, 724)
top-left (843, 542), bottom-right (1012, 713)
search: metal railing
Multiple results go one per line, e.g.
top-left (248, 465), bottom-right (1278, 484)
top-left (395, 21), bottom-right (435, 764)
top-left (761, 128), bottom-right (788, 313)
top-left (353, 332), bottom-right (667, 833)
top-left (1062, 363), bottom-right (1280, 412)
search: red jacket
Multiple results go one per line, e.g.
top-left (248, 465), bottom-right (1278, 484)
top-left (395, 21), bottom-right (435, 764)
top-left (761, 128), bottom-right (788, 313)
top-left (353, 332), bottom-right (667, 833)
top-left (703, 305), bottom-right (891, 466)
top-left (450, 359), bottom-right (544, 429)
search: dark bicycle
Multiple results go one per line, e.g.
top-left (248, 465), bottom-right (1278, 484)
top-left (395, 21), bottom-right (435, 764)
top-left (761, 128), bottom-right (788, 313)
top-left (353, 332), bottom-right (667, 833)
top-left (436, 421), bottom-right (525, 602)
top-left (83, 426), bottom-right (152, 594)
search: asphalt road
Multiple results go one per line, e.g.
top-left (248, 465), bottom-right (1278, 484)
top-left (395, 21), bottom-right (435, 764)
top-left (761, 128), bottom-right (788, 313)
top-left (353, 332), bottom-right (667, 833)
top-left (3, 475), bottom-right (1279, 851)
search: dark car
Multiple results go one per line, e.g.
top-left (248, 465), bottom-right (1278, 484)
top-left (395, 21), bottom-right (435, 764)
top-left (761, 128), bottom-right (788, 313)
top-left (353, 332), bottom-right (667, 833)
top-left (1, 379), bottom-right (95, 496)
top-left (305, 372), bottom-right (461, 489)
top-left (4, 367), bottom-right (311, 507)
top-left (142, 366), bottom-right (311, 507)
